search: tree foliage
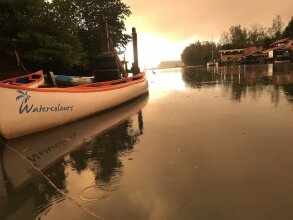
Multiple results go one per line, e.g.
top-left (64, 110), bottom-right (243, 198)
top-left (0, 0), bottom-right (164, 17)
top-left (247, 24), bottom-right (267, 46)
top-left (181, 41), bottom-right (219, 66)
top-left (220, 25), bottom-right (249, 49)
top-left (0, 0), bottom-right (131, 73)
top-left (219, 15), bottom-right (288, 49)
top-left (283, 17), bottom-right (293, 38)
top-left (268, 15), bottom-right (284, 39)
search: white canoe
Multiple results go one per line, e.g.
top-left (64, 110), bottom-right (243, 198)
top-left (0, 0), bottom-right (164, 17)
top-left (2, 94), bottom-right (148, 189)
top-left (0, 70), bottom-right (148, 139)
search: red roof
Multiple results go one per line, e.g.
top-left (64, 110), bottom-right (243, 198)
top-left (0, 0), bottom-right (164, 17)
top-left (263, 45), bottom-right (286, 53)
top-left (269, 38), bottom-right (289, 46)
top-left (243, 46), bottom-right (263, 55)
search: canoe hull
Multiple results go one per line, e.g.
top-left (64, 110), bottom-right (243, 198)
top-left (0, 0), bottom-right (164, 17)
top-left (3, 94), bottom-right (148, 189)
top-left (0, 73), bottom-right (148, 139)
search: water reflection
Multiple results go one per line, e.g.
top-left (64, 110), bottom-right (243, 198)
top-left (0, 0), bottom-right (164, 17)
top-left (182, 63), bottom-right (293, 104)
top-left (0, 94), bottom-right (148, 220)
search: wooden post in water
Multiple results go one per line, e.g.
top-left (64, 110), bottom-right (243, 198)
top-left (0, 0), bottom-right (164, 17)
top-left (131, 28), bottom-right (140, 74)
top-left (99, 15), bottom-right (110, 54)
top-left (123, 53), bottom-right (129, 72)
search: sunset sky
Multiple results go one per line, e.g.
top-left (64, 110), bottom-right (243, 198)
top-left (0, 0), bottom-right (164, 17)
top-left (122, 0), bottom-right (292, 68)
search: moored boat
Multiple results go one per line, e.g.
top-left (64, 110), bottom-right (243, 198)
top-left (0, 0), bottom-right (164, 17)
top-left (207, 60), bottom-right (218, 67)
top-left (55, 75), bottom-right (94, 87)
top-left (0, 70), bottom-right (148, 139)
top-left (0, 70), bottom-right (45, 88)
top-left (206, 37), bottom-right (218, 67)
top-left (274, 59), bottom-right (291, 63)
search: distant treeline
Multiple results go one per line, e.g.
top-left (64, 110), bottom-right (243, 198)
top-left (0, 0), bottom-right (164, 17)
top-left (0, 0), bottom-right (131, 74)
top-left (181, 15), bottom-right (293, 66)
top-left (157, 60), bottom-right (184, 68)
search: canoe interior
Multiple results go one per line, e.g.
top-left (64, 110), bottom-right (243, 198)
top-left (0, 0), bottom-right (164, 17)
top-left (0, 71), bottom-right (44, 87)
top-left (74, 73), bottom-right (143, 88)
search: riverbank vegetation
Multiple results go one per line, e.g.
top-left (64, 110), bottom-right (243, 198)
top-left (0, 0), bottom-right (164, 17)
top-left (181, 15), bottom-right (293, 66)
top-left (0, 0), bottom-right (131, 74)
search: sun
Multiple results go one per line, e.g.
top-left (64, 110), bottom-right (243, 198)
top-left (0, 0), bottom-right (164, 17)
top-left (123, 33), bottom-right (193, 69)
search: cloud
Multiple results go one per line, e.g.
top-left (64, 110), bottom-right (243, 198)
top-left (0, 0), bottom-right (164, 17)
top-left (124, 0), bottom-right (292, 41)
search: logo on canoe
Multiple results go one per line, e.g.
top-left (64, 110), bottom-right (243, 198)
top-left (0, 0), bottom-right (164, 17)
top-left (16, 90), bottom-right (74, 114)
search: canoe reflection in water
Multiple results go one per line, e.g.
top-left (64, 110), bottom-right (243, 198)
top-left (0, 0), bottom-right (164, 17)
top-left (0, 93), bottom-right (148, 220)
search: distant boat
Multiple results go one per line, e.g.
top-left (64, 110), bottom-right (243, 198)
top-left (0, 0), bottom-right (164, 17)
top-left (207, 60), bottom-right (218, 67)
top-left (274, 59), bottom-right (291, 64)
top-left (207, 36), bottom-right (218, 67)
top-left (0, 70), bottom-right (148, 139)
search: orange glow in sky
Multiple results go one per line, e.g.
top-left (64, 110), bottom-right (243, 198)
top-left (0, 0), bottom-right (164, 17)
top-left (122, 0), bottom-right (292, 68)
top-left (124, 34), bottom-right (199, 69)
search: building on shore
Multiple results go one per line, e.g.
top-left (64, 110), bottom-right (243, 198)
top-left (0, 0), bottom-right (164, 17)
top-left (263, 38), bottom-right (293, 63)
top-left (241, 46), bottom-right (267, 64)
top-left (219, 49), bottom-right (244, 64)
top-left (219, 46), bottom-right (265, 65)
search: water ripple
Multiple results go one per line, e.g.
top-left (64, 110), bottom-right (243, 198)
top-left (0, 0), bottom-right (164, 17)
top-left (78, 185), bottom-right (110, 202)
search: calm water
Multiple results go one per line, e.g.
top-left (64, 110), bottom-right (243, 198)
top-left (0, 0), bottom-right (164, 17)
top-left (1, 63), bottom-right (293, 220)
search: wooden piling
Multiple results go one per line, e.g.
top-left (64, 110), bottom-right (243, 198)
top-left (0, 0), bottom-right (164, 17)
top-left (132, 28), bottom-right (140, 74)
top-left (123, 54), bottom-right (129, 72)
top-left (99, 15), bottom-right (110, 53)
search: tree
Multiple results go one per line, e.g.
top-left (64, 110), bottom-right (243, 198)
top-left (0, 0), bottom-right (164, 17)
top-left (0, 0), bottom-right (85, 72)
top-left (67, 0), bottom-right (132, 70)
top-left (229, 25), bottom-right (248, 48)
top-left (219, 25), bottom-right (248, 49)
top-left (248, 24), bottom-right (268, 46)
top-left (0, 0), bottom-right (131, 74)
top-left (268, 15), bottom-right (284, 39)
top-left (282, 17), bottom-right (293, 38)
top-left (219, 31), bottom-right (232, 49)
top-left (181, 41), bottom-right (219, 66)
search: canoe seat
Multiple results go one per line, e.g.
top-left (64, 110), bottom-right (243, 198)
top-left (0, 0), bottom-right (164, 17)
top-left (48, 72), bottom-right (58, 87)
